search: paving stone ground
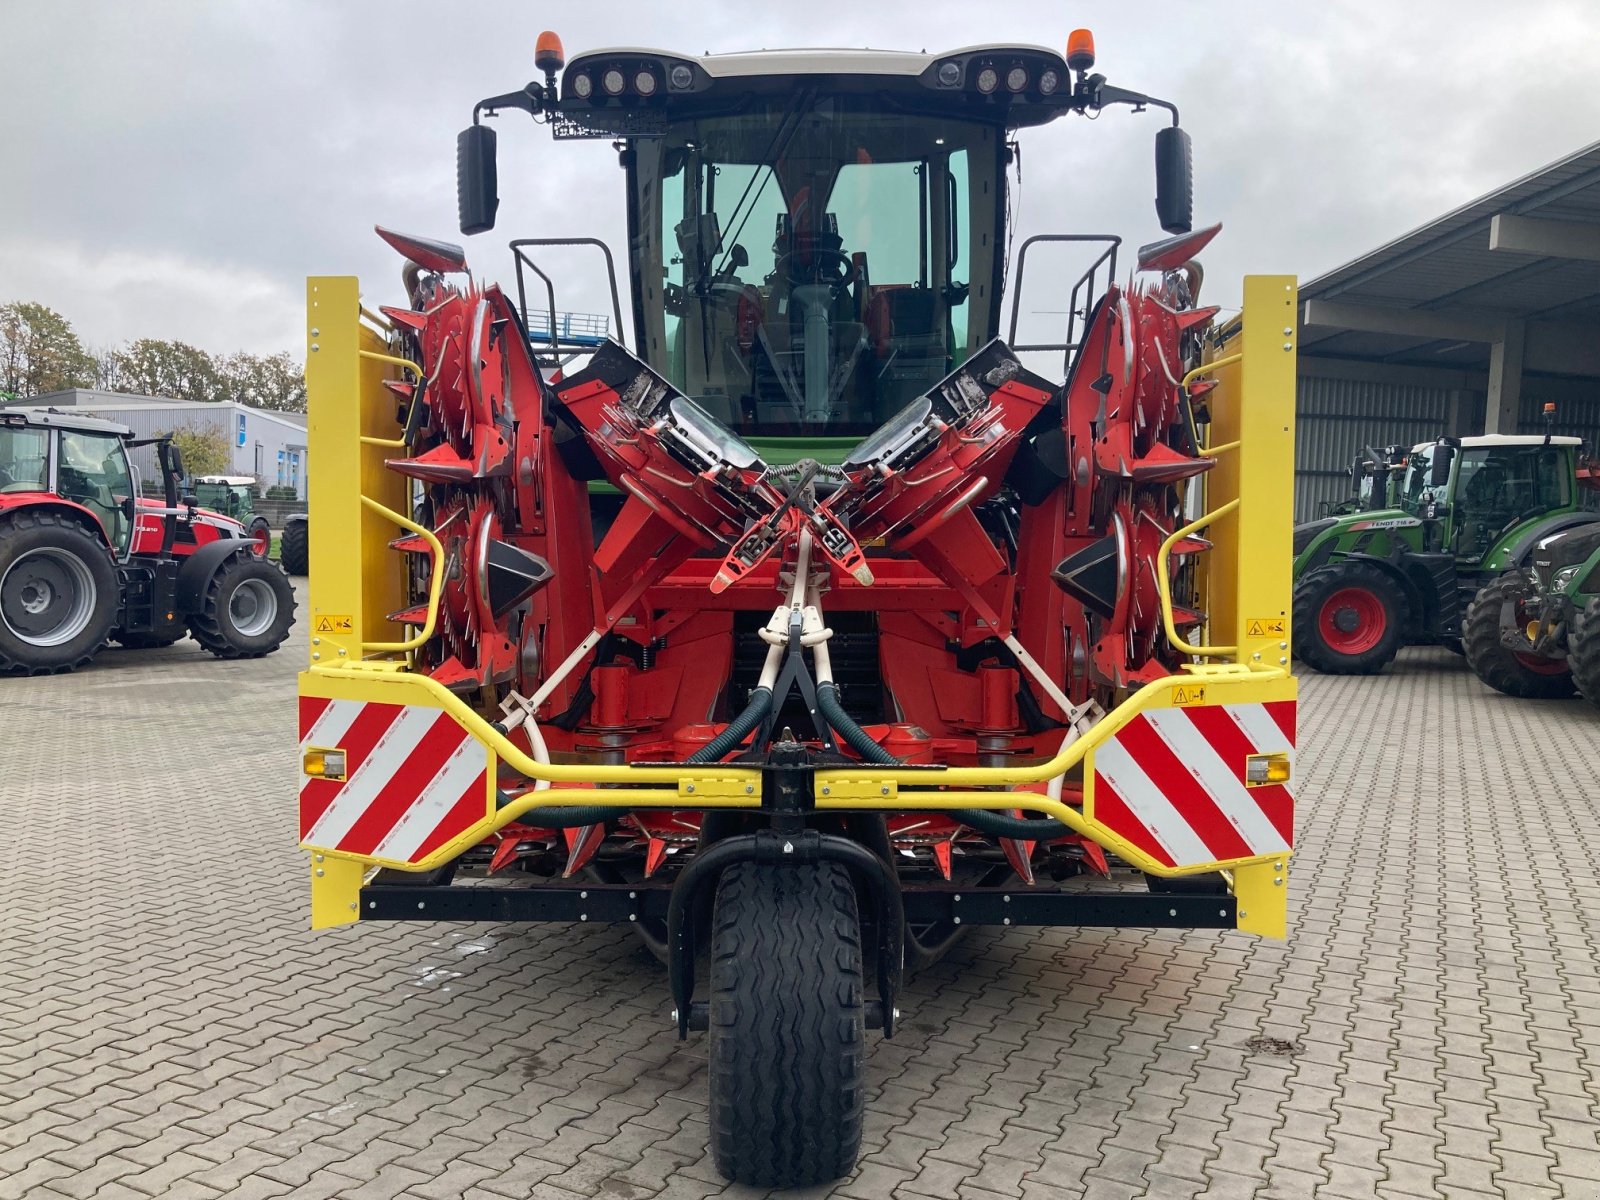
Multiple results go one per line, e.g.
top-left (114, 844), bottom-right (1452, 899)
top-left (3, 581), bottom-right (1599, 1199)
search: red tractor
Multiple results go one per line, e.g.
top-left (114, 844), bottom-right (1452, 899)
top-left (0, 408), bottom-right (296, 674)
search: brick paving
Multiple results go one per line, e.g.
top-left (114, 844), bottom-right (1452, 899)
top-left (3, 585), bottom-right (1599, 1198)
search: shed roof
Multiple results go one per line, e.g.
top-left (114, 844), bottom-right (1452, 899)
top-left (1299, 141), bottom-right (1600, 372)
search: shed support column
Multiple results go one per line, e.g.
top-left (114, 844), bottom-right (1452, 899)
top-left (1485, 320), bottom-right (1525, 435)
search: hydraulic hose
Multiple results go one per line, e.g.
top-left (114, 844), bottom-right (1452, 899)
top-left (687, 685), bottom-right (773, 763)
top-left (817, 682), bottom-right (892, 764)
top-left (816, 681), bottom-right (1071, 840)
top-left (493, 794), bottom-right (628, 828)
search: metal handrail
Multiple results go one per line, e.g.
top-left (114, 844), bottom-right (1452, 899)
top-left (357, 350), bottom-right (425, 449)
top-left (358, 496), bottom-right (444, 654)
top-left (1182, 353), bottom-right (1240, 390)
top-left (1156, 499), bottom-right (1241, 657)
top-left (510, 238), bottom-right (628, 354)
top-left (1006, 234), bottom-right (1121, 371)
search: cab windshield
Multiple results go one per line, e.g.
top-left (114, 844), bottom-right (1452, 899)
top-left (631, 96), bottom-right (1001, 437)
top-left (1402, 443), bottom-right (1572, 520)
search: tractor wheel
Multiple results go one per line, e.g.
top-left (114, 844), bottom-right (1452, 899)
top-left (708, 862), bottom-right (864, 1188)
top-left (187, 554), bottom-right (296, 659)
top-left (246, 516), bottom-right (271, 558)
top-left (1567, 596), bottom-right (1600, 709)
top-left (1462, 576), bottom-right (1575, 699)
top-left (0, 511), bottom-right (119, 675)
top-left (279, 516), bottom-right (308, 576)
top-left (1291, 563), bottom-right (1406, 674)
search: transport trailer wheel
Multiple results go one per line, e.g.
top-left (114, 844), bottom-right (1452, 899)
top-left (188, 555), bottom-right (297, 659)
top-left (1463, 576), bottom-right (1575, 699)
top-left (708, 861), bottom-right (865, 1187)
top-left (1291, 563), bottom-right (1406, 675)
top-left (0, 511), bottom-right (118, 675)
top-left (1567, 596), bottom-right (1600, 709)
top-left (279, 515), bottom-right (309, 575)
top-left (247, 516), bottom-right (272, 558)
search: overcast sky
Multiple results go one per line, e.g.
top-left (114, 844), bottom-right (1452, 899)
top-left (4, 0), bottom-right (1599, 362)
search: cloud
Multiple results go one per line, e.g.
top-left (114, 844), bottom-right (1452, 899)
top-left (3, 0), bottom-right (1598, 358)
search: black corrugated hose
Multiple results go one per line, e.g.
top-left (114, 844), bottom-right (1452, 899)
top-left (815, 681), bottom-right (1069, 840)
top-left (488, 686), bottom-right (775, 827)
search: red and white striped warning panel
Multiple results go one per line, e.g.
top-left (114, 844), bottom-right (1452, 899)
top-left (298, 697), bottom-right (491, 864)
top-left (1089, 700), bottom-right (1294, 869)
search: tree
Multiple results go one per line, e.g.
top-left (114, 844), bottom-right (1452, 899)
top-left (0, 302), bottom-right (96, 397)
top-left (160, 424), bottom-right (232, 478)
top-left (109, 338), bottom-right (223, 404)
top-left (216, 351), bottom-right (307, 412)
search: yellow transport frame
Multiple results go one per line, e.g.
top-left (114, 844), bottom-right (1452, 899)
top-left (300, 275), bottom-right (1299, 936)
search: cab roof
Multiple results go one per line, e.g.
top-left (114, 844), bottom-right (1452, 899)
top-left (0, 407), bottom-right (134, 438)
top-left (1411, 435), bottom-right (1583, 451)
top-left (557, 43), bottom-right (1079, 133)
top-left (580, 44), bottom-right (1061, 79)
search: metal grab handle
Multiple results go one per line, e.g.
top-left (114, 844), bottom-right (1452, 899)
top-left (1182, 352), bottom-right (1240, 390)
top-left (358, 495), bottom-right (444, 654)
top-left (1156, 498), bottom-right (1241, 657)
top-left (356, 350), bottom-right (425, 449)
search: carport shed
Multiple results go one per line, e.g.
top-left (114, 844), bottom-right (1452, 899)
top-left (1292, 141), bottom-right (1600, 518)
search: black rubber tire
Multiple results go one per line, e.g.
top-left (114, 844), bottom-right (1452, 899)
top-left (1291, 562), bottom-right (1407, 675)
top-left (113, 631), bottom-right (183, 650)
top-left (187, 554), bottom-right (296, 659)
top-left (708, 862), bottom-right (865, 1188)
top-left (1567, 596), bottom-right (1600, 710)
top-left (279, 515), bottom-right (309, 576)
top-left (0, 511), bottom-right (118, 675)
top-left (246, 515), bottom-right (272, 558)
top-left (1462, 576), bottom-right (1575, 699)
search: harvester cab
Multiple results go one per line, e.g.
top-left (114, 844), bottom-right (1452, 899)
top-left (300, 31), bottom-right (1299, 1188)
top-left (0, 409), bottom-right (295, 673)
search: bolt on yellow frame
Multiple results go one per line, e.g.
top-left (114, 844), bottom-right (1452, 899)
top-left (301, 275), bottom-right (1298, 935)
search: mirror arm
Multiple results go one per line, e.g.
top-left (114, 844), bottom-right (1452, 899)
top-left (473, 83), bottom-right (551, 123)
top-left (1074, 78), bottom-right (1181, 126)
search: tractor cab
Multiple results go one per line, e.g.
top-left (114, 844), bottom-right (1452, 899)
top-left (458, 39), bottom-right (1195, 450)
top-left (191, 475), bottom-right (260, 521)
top-left (1401, 436), bottom-right (1581, 564)
top-left (0, 410), bottom-right (139, 557)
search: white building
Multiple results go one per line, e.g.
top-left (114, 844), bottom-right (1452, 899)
top-left (3, 389), bottom-right (309, 499)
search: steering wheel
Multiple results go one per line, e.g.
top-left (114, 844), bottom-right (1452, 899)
top-left (774, 247), bottom-right (858, 296)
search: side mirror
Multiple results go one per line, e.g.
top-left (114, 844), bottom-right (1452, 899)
top-left (457, 124), bottom-right (500, 236)
top-left (1154, 126), bottom-right (1193, 234)
top-left (166, 444), bottom-right (185, 481)
top-left (1430, 445), bottom-right (1455, 488)
top-left (1350, 454), bottom-right (1364, 490)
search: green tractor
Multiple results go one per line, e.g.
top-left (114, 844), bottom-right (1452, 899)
top-left (190, 475), bottom-right (272, 557)
top-left (1292, 434), bottom-right (1598, 674)
top-left (1463, 521), bottom-right (1600, 703)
